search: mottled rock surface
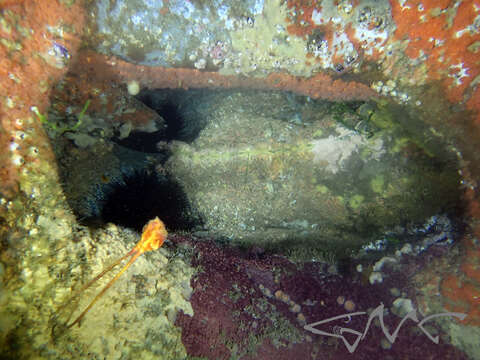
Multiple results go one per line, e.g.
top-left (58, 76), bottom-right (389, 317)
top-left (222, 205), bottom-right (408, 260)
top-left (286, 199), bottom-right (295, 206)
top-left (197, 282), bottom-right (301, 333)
top-left (165, 90), bottom-right (460, 251)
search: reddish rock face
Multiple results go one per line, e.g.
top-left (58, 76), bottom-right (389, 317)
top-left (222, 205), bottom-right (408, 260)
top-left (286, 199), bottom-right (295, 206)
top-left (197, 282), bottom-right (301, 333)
top-left (173, 234), bottom-right (469, 359)
top-left (0, 1), bottom-right (86, 199)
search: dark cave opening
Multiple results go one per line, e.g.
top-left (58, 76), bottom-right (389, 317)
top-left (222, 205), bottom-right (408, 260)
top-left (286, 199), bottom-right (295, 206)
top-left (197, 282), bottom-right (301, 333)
top-left (112, 89), bottom-right (207, 153)
top-left (58, 89), bottom-right (213, 233)
top-left (155, 100), bottom-right (189, 142)
top-left (94, 89), bottom-right (211, 231)
top-left (136, 88), bottom-right (208, 143)
top-left (97, 169), bottom-right (202, 233)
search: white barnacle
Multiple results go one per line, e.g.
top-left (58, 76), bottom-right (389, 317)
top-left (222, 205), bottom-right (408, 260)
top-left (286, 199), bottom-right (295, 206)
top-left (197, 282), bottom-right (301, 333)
top-left (14, 130), bottom-right (27, 141)
top-left (449, 62), bottom-right (469, 85)
top-left (12, 154), bottom-right (24, 166)
top-left (9, 142), bottom-right (19, 152)
top-left (29, 146), bottom-right (39, 156)
top-left (127, 80), bottom-right (140, 95)
top-left (369, 271), bottom-right (383, 284)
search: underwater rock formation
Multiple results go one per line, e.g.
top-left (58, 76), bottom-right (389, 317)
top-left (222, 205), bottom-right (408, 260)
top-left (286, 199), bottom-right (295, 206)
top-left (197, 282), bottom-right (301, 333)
top-left (165, 90), bottom-right (461, 251)
top-left (174, 234), bottom-right (471, 359)
top-left (0, 0), bottom-right (480, 359)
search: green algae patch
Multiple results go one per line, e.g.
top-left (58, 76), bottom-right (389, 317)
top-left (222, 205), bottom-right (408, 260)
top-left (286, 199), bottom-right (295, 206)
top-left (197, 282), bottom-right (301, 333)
top-left (349, 194), bottom-right (365, 210)
top-left (315, 184), bottom-right (329, 194)
top-left (369, 103), bottom-right (396, 131)
top-left (224, 0), bottom-right (311, 77)
top-left (371, 175), bottom-right (385, 194)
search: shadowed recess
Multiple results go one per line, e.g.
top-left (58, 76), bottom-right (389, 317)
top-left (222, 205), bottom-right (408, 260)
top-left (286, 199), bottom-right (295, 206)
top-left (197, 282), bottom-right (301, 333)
top-left (113, 89), bottom-right (206, 152)
top-left (99, 169), bottom-right (202, 232)
top-left (136, 88), bottom-right (208, 142)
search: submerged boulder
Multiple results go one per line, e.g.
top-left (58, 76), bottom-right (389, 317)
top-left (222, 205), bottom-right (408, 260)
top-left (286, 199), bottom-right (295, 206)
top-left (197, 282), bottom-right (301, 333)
top-left (165, 90), bottom-right (461, 252)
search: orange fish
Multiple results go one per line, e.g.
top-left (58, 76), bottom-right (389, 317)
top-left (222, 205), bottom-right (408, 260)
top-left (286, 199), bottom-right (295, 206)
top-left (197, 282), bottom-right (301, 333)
top-left (67, 217), bottom-right (167, 328)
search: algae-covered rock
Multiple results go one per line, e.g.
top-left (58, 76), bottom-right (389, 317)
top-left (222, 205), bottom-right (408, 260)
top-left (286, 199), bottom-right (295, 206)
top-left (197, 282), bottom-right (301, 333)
top-left (165, 90), bottom-right (461, 251)
top-left (89, 0), bottom-right (395, 76)
top-left (90, 0), bottom-right (264, 68)
top-left (51, 224), bottom-right (195, 359)
top-left (1, 215), bottom-right (195, 359)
